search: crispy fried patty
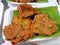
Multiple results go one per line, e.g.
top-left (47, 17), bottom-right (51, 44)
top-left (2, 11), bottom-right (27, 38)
top-left (31, 14), bottom-right (58, 35)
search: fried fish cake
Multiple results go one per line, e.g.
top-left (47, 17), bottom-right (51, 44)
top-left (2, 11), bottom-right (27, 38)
top-left (11, 30), bottom-right (34, 44)
top-left (17, 4), bottom-right (40, 17)
top-left (12, 15), bottom-right (32, 30)
top-left (4, 23), bottom-right (34, 44)
top-left (4, 24), bottom-right (23, 40)
top-left (31, 14), bottom-right (58, 35)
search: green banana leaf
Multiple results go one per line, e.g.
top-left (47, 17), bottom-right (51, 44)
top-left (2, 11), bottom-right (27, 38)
top-left (13, 6), bottom-right (60, 38)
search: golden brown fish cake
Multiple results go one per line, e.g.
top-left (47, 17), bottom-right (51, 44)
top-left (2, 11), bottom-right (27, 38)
top-left (31, 14), bottom-right (58, 35)
top-left (4, 23), bottom-right (34, 44)
top-left (17, 4), bottom-right (40, 17)
top-left (4, 24), bottom-right (23, 40)
top-left (12, 15), bottom-right (32, 30)
top-left (4, 15), bottom-right (33, 44)
top-left (11, 30), bottom-right (33, 44)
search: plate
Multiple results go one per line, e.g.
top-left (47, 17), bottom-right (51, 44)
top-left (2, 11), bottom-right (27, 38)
top-left (0, 2), bottom-right (4, 25)
top-left (2, 4), bottom-right (60, 45)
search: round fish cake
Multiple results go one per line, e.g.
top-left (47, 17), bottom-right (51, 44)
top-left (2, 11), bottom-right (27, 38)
top-left (31, 14), bottom-right (58, 35)
top-left (12, 15), bottom-right (32, 30)
top-left (4, 24), bottom-right (23, 40)
top-left (17, 4), bottom-right (40, 17)
top-left (4, 23), bottom-right (34, 44)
